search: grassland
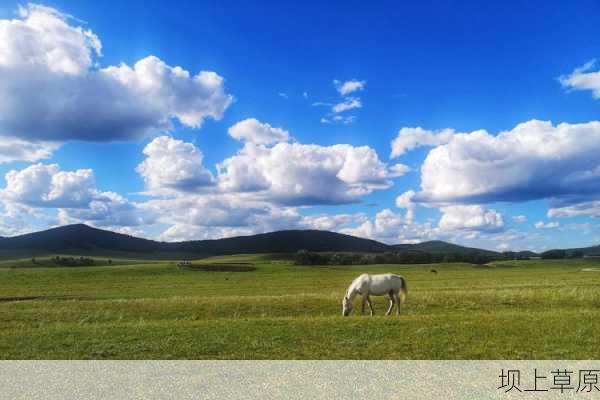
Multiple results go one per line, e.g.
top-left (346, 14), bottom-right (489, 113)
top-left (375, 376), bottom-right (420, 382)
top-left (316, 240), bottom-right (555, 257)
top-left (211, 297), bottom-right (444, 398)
top-left (1, 255), bottom-right (600, 359)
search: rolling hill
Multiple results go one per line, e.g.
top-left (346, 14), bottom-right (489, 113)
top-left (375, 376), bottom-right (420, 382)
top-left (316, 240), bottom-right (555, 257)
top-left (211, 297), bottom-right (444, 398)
top-left (393, 240), bottom-right (501, 256)
top-left (0, 224), bottom-right (390, 258)
top-left (5, 223), bottom-right (588, 260)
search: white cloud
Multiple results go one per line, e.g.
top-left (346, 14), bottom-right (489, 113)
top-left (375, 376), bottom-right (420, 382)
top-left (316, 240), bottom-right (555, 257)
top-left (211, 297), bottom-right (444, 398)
top-left (341, 209), bottom-right (437, 244)
top-left (395, 190), bottom-right (416, 222)
top-left (390, 127), bottom-right (455, 158)
top-left (332, 97), bottom-right (362, 113)
top-left (0, 137), bottom-right (59, 164)
top-left (535, 221), bottom-right (560, 229)
top-left (0, 4), bottom-right (101, 75)
top-left (548, 200), bottom-right (600, 218)
top-left (146, 195), bottom-right (302, 241)
top-left (2, 164), bottom-right (96, 208)
top-left (497, 243), bottom-right (510, 251)
top-left (58, 192), bottom-right (149, 228)
top-left (301, 213), bottom-right (367, 231)
top-left (416, 120), bottom-right (600, 204)
top-left (318, 80), bottom-right (365, 123)
top-left (513, 215), bottom-right (528, 223)
top-left (560, 60), bottom-right (600, 98)
top-left (0, 4), bottom-right (233, 144)
top-left (334, 79), bottom-right (366, 96)
top-left (217, 142), bottom-right (406, 205)
top-left (388, 164), bottom-right (410, 177)
top-left (136, 136), bottom-right (214, 194)
top-left (320, 115), bottom-right (357, 125)
top-left (0, 202), bottom-right (39, 237)
top-left (143, 195), bottom-right (273, 228)
top-left (341, 209), bottom-right (408, 243)
top-left (228, 118), bottom-right (289, 145)
top-left (438, 205), bottom-right (504, 233)
top-left (1, 163), bottom-right (148, 228)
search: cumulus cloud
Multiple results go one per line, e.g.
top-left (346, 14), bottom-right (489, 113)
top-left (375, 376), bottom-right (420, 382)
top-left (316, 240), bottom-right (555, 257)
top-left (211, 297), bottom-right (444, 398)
top-left (58, 192), bottom-right (149, 228)
top-left (332, 97), bottom-right (362, 113)
top-left (0, 201), bottom-right (39, 237)
top-left (137, 136), bottom-right (214, 194)
top-left (0, 137), bottom-right (59, 164)
top-left (301, 213), bottom-right (367, 231)
top-left (0, 4), bottom-right (233, 144)
top-left (341, 209), bottom-right (437, 244)
top-left (341, 209), bottom-right (407, 242)
top-left (2, 164), bottom-right (96, 208)
top-left (0, 4), bottom-right (101, 75)
top-left (334, 79), bottom-right (366, 96)
top-left (1, 163), bottom-right (147, 227)
top-left (158, 224), bottom-right (250, 242)
top-left (395, 190), bottom-right (417, 222)
top-left (560, 60), bottom-right (600, 98)
top-left (416, 120), bottom-right (600, 205)
top-left (228, 118), bottom-right (289, 145)
top-left (390, 127), bottom-right (456, 158)
top-left (145, 195), bottom-right (302, 241)
top-left (438, 205), bottom-right (504, 233)
top-left (217, 142), bottom-right (407, 205)
top-left (143, 195), bottom-right (273, 228)
top-left (535, 221), bottom-right (560, 229)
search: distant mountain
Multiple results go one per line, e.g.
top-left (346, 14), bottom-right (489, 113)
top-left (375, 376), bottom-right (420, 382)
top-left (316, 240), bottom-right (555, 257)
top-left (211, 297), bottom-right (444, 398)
top-left (0, 224), bottom-right (556, 260)
top-left (170, 229), bottom-right (390, 254)
top-left (0, 224), bottom-right (162, 254)
top-left (556, 244), bottom-right (600, 257)
top-left (393, 240), bottom-right (501, 256)
top-left (0, 224), bottom-right (389, 258)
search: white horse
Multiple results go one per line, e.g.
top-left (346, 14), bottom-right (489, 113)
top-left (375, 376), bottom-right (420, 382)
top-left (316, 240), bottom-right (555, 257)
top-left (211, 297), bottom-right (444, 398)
top-left (342, 273), bottom-right (407, 316)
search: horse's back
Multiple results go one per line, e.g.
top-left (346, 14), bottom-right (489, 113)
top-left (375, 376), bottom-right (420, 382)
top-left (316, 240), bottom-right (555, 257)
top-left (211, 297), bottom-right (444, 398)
top-left (367, 273), bottom-right (405, 295)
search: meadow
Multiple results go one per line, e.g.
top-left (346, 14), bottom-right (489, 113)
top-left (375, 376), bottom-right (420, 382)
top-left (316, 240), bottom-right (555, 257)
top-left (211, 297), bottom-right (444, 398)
top-left (1, 255), bottom-right (600, 359)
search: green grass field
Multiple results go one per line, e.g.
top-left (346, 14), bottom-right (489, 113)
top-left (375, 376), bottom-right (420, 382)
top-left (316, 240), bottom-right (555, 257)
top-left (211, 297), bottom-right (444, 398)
top-left (1, 255), bottom-right (600, 359)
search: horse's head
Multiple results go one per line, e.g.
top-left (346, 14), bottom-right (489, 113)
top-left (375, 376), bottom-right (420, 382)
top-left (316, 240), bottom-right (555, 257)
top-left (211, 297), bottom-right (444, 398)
top-left (342, 295), bottom-right (352, 316)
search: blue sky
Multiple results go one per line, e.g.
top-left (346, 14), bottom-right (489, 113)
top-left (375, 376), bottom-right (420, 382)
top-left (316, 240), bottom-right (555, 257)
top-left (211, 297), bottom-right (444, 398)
top-left (1, 1), bottom-right (600, 251)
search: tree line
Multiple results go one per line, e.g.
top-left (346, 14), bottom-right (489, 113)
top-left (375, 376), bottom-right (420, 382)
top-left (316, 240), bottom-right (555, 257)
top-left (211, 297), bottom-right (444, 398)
top-left (294, 248), bottom-right (583, 266)
top-left (294, 250), bottom-right (497, 266)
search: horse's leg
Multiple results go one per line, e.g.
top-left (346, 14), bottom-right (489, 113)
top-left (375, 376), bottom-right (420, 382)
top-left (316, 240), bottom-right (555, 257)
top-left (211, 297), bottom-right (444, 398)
top-left (393, 292), bottom-right (401, 316)
top-left (386, 292), bottom-right (394, 316)
top-left (367, 295), bottom-right (374, 316)
top-left (361, 295), bottom-right (366, 315)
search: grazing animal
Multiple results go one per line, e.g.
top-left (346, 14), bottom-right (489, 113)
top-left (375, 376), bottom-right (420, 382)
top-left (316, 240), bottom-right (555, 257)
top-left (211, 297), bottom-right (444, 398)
top-left (342, 273), bottom-right (407, 316)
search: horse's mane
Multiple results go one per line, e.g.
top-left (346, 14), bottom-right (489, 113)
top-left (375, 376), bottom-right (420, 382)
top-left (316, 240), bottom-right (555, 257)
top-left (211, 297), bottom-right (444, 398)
top-left (346, 273), bottom-right (368, 296)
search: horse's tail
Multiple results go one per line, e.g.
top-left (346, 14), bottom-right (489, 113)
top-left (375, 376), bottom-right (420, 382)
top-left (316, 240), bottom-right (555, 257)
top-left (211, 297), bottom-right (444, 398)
top-left (398, 276), bottom-right (407, 304)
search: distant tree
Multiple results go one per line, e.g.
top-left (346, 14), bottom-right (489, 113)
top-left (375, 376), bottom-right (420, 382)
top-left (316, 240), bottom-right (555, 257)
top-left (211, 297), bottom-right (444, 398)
top-left (294, 249), bottom-right (311, 265)
top-left (541, 249), bottom-right (567, 259)
top-left (294, 250), bottom-right (328, 265)
top-left (328, 253), bottom-right (344, 265)
top-left (108, 259), bottom-right (112, 265)
top-left (442, 254), bottom-right (456, 263)
top-left (569, 250), bottom-right (584, 259)
top-left (54, 256), bottom-right (95, 267)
